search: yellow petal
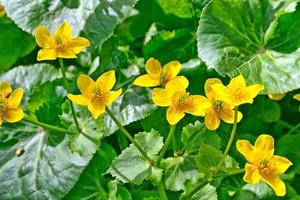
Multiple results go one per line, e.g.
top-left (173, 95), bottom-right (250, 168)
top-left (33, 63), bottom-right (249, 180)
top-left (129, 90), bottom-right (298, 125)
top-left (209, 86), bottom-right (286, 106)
top-left (219, 105), bottom-right (243, 124)
top-left (254, 134), bottom-right (274, 156)
top-left (96, 70), bottom-right (116, 92)
top-left (165, 78), bottom-right (188, 97)
top-left (88, 99), bottom-right (105, 119)
top-left (7, 88), bottom-right (24, 108)
top-left (35, 26), bottom-right (51, 48)
top-left (186, 95), bottom-right (210, 116)
top-left (162, 60), bottom-right (181, 81)
top-left (133, 74), bottom-right (160, 87)
top-left (37, 49), bottom-right (57, 61)
top-left (204, 108), bottom-right (220, 131)
top-left (243, 163), bottom-right (261, 184)
top-left (145, 57), bottom-right (162, 78)
top-left (67, 94), bottom-right (90, 105)
top-left (270, 155), bottom-right (293, 174)
top-left (211, 83), bottom-right (229, 103)
top-left (5, 107), bottom-right (24, 123)
top-left (106, 89), bottom-right (122, 105)
top-left (152, 88), bottom-right (172, 107)
top-left (166, 106), bottom-right (185, 125)
top-left (68, 37), bottom-right (90, 54)
top-left (236, 140), bottom-right (256, 163)
top-left (229, 74), bottom-right (246, 88)
top-left (0, 116), bottom-right (3, 126)
top-left (268, 93), bottom-right (286, 101)
top-left (54, 22), bottom-right (72, 38)
top-left (294, 94), bottom-right (300, 101)
top-left (246, 84), bottom-right (264, 98)
top-left (261, 175), bottom-right (286, 196)
top-left (171, 76), bottom-right (189, 89)
top-left (57, 48), bottom-right (77, 59)
top-left (0, 81), bottom-right (12, 98)
top-left (204, 78), bottom-right (222, 98)
top-left (77, 74), bottom-right (95, 96)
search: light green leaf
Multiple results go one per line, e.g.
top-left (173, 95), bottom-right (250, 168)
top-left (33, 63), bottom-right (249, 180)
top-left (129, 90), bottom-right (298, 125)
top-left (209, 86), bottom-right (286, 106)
top-left (197, 0), bottom-right (300, 93)
top-left (181, 182), bottom-right (218, 200)
top-left (148, 166), bottom-right (163, 185)
top-left (1, 0), bottom-right (99, 35)
top-left (108, 130), bottom-right (163, 184)
top-left (157, 0), bottom-right (193, 19)
top-left (108, 180), bottom-right (132, 200)
top-left (104, 87), bottom-right (156, 137)
top-left (144, 29), bottom-right (197, 64)
top-left (0, 18), bottom-right (35, 72)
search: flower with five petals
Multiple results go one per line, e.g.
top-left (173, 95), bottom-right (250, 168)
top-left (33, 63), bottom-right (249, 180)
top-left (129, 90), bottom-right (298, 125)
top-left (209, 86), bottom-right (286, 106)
top-left (237, 134), bottom-right (292, 196)
top-left (152, 77), bottom-right (210, 125)
top-left (204, 78), bottom-right (243, 130)
top-left (134, 57), bottom-right (185, 87)
top-left (212, 75), bottom-right (264, 106)
top-left (0, 81), bottom-right (24, 126)
top-left (35, 22), bottom-right (90, 61)
top-left (67, 70), bottom-right (122, 119)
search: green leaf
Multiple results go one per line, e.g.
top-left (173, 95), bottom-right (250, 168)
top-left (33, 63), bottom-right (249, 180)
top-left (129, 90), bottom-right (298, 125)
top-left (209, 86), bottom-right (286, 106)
top-left (196, 144), bottom-right (222, 177)
top-left (84, 0), bottom-right (139, 48)
top-left (181, 182), bottom-right (218, 200)
top-left (181, 121), bottom-right (221, 154)
top-left (157, 0), bottom-right (193, 19)
top-left (108, 180), bottom-right (132, 200)
top-left (104, 87), bottom-right (156, 137)
top-left (197, 0), bottom-right (300, 93)
top-left (108, 130), bottom-right (163, 184)
top-left (144, 29), bottom-right (197, 64)
top-left (0, 18), bottom-right (35, 72)
top-left (1, 0), bottom-right (98, 35)
top-left (64, 142), bottom-right (117, 200)
top-left (261, 99), bottom-right (281, 123)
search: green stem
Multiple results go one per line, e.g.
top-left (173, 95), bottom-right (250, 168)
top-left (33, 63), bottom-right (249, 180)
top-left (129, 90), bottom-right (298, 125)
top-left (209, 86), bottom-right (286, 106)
top-left (157, 182), bottom-right (168, 200)
top-left (58, 58), bottom-right (81, 133)
top-left (105, 107), bottom-right (155, 165)
top-left (287, 121), bottom-right (300, 135)
top-left (216, 106), bottom-right (239, 172)
top-left (181, 181), bottom-right (208, 200)
top-left (157, 125), bottom-right (176, 164)
top-left (23, 116), bottom-right (77, 135)
top-left (214, 168), bottom-right (245, 179)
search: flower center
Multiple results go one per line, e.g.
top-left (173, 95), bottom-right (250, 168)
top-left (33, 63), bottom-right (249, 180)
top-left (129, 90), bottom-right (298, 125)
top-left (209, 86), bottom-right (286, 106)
top-left (258, 159), bottom-right (272, 175)
top-left (92, 88), bottom-right (109, 101)
top-left (0, 99), bottom-right (5, 114)
top-left (160, 74), bottom-right (171, 85)
top-left (175, 92), bottom-right (193, 110)
top-left (214, 100), bottom-right (224, 111)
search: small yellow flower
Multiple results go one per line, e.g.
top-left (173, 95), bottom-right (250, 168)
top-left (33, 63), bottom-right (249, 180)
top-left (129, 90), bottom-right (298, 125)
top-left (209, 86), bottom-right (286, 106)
top-left (67, 70), bottom-right (122, 119)
top-left (237, 134), bottom-right (292, 196)
top-left (152, 77), bottom-right (210, 125)
top-left (204, 78), bottom-right (243, 130)
top-left (134, 57), bottom-right (185, 87)
top-left (212, 75), bottom-right (264, 106)
top-left (35, 22), bottom-right (90, 61)
top-left (268, 93), bottom-right (286, 101)
top-left (0, 81), bottom-right (24, 126)
top-left (0, 5), bottom-right (6, 17)
top-left (294, 94), bottom-right (300, 101)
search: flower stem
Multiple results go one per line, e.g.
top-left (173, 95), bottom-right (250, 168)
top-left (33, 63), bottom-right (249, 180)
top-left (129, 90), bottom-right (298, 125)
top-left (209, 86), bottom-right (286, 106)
top-left (157, 125), bottom-right (176, 165)
top-left (23, 116), bottom-right (77, 135)
top-left (216, 106), bottom-right (239, 172)
top-left (58, 58), bottom-right (81, 133)
top-left (287, 121), bottom-right (300, 135)
top-left (214, 168), bottom-right (245, 179)
top-left (105, 107), bottom-right (156, 165)
top-left (157, 182), bottom-right (168, 200)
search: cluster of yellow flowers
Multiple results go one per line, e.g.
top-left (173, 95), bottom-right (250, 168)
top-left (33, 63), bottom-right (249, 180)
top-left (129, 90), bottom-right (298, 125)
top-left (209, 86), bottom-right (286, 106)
top-left (0, 22), bottom-right (297, 197)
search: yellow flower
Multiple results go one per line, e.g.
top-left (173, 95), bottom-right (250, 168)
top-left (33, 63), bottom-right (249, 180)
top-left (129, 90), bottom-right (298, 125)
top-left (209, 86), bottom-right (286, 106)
top-left (134, 57), bottom-right (185, 87)
top-left (294, 94), bottom-right (300, 101)
top-left (152, 77), bottom-right (210, 125)
top-left (212, 75), bottom-right (264, 106)
top-left (0, 81), bottom-right (24, 126)
top-left (67, 70), bottom-right (122, 119)
top-left (204, 78), bottom-right (243, 130)
top-left (268, 93), bottom-right (286, 101)
top-left (0, 5), bottom-right (6, 17)
top-left (237, 134), bottom-right (292, 196)
top-left (35, 22), bottom-right (90, 61)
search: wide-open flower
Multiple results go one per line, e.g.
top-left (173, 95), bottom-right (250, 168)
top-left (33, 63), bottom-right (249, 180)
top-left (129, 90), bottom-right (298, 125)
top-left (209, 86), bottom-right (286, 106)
top-left (204, 78), bottom-right (243, 130)
top-left (212, 75), bottom-right (264, 106)
top-left (134, 57), bottom-right (185, 87)
top-left (237, 134), bottom-right (292, 196)
top-left (294, 94), bottom-right (300, 101)
top-left (268, 93), bottom-right (286, 101)
top-left (35, 22), bottom-right (90, 61)
top-left (152, 77), bottom-right (210, 125)
top-left (67, 70), bottom-right (122, 119)
top-left (0, 81), bottom-right (24, 126)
